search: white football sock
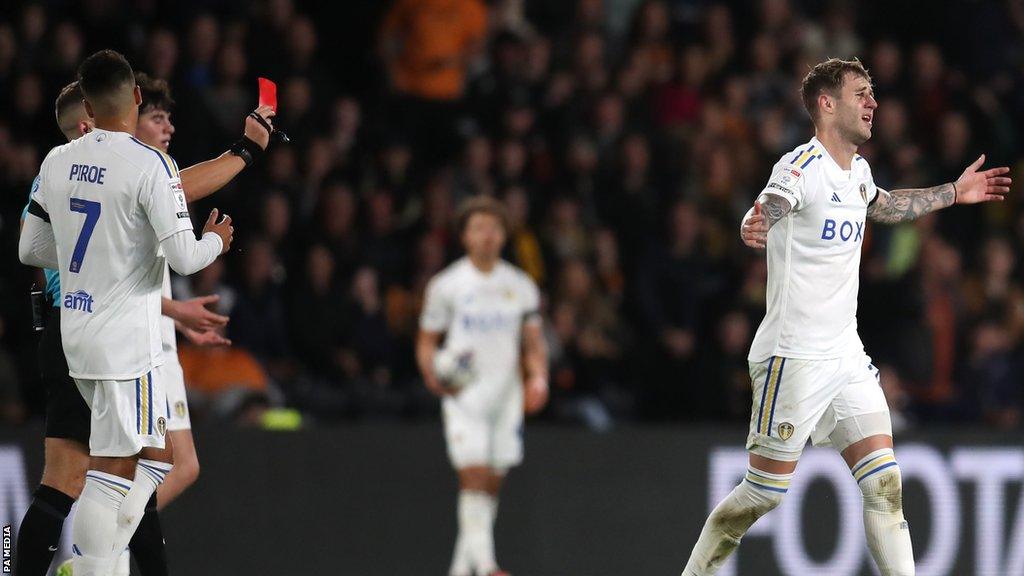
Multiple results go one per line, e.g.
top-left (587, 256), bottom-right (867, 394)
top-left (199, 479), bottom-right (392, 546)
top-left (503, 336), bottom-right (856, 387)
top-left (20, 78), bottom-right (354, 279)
top-left (454, 490), bottom-right (497, 575)
top-left (448, 529), bottom-right (471, 576)
top-left (72, 471), bottom-right (133, 576)
top-left (111, 459), bottom-right (172, 554)
top-left (853, 449), bottom-right (915, 575)
top-left (113, 549), bottom-right (130, 576)
top-left (682, 467), bottom-right (790, 575)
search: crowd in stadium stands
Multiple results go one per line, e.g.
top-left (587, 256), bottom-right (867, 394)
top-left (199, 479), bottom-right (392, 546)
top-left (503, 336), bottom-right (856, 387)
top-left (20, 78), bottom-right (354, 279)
top-left (1, 0), bottom-right (1023, 430)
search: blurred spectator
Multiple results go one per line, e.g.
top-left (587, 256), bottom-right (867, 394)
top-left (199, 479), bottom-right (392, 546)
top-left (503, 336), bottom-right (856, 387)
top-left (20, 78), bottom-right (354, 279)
top-left (380, 0), bottom-right (488, 164)
top-left (229, 237), bottom-right (291, 380)
top-left (178, 328), bottom-right (271, 424)
top-left (504, 185), bottom-right (545, 284)
top-left (964, 317), bottom-right (1020, 429)
top-left (0, 319), bottom-right (26, 424)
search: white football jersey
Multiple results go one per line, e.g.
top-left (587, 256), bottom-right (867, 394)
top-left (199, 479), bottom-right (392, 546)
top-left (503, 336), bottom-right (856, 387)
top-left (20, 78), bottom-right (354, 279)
top-left (161, 263), bottom-right (178, 354)
top-left (32, 129), bottom-right (192, 379)
top-left (421, 258), bottom-right (541, 407)
top-left (748, 137), bottom-right (883, 362)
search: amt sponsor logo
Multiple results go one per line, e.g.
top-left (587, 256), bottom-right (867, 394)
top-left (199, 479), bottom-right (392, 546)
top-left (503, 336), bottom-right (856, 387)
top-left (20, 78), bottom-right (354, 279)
top-left (63, 290), bottom-right (95, 313)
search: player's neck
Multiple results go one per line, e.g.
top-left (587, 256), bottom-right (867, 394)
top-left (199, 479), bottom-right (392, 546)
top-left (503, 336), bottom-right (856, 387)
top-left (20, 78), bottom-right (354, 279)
top-left (468, 254), bottom-right (499, 274)
top-left (92, 115), bottom-right (137, 136)
top-left (814, 128), bottom-right (857, 170)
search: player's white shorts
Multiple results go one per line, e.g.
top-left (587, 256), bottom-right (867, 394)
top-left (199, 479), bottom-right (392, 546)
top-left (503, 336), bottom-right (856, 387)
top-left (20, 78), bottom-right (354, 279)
top-left (75, 371), bottom-right (168, 457)
top-left (156, 357), bottom-right (191, 431)
top-left (746, 352), bottom-right (891, 461)
top-left (442, 389), bottom-right (524, 471)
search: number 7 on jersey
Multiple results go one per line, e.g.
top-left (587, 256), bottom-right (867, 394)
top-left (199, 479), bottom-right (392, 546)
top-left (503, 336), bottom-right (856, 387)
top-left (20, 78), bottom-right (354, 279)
top-left (69, 197), bottom-right (101, 273)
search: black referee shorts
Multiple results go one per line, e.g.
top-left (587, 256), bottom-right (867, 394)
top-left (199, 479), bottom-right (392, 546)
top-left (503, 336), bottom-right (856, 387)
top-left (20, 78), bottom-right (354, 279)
top-left (38, 306), bottom-right (90, 445)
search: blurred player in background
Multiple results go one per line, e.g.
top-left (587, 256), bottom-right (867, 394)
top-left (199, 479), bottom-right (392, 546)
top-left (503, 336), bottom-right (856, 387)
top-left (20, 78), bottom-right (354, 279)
top-left (417, 196), bottom-right (549, 576)
top-left (15, 71), bottom-right (274, 576)
top-left (682, 58), bottom-right (1011, 576)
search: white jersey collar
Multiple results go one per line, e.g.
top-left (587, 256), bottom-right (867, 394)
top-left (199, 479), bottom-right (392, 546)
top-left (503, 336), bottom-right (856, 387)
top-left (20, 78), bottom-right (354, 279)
top-left (810, 136), bottom-right (854, 178)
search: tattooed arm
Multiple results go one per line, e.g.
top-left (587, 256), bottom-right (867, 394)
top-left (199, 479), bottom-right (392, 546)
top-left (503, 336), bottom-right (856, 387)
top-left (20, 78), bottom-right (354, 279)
top-left (866, 184), bottom-right (955, 224)
top-left (740, 193), bottom-right (793, 249)
top-left (868, 154), bottom-right (1011, 225)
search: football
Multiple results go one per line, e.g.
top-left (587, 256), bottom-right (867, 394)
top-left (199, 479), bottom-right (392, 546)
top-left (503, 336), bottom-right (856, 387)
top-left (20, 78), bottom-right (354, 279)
top-left (433, 347), bottom-right (477, 390)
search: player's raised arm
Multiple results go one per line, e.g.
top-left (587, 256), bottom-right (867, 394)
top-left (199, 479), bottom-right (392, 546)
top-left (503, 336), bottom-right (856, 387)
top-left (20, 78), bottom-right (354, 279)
top-left (177, 105), bottom-right (275, 203)
top-left (867, 154), bottom-right (1011, 224)
top-left (161, 294), bottom-right (229, 333)
top-left (140, 151), bottom-right (231, 275)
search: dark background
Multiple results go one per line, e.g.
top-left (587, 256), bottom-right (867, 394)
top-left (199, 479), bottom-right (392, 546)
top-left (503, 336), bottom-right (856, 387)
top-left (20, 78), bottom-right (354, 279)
top-left (1, 0), bottom-right (1023, 431)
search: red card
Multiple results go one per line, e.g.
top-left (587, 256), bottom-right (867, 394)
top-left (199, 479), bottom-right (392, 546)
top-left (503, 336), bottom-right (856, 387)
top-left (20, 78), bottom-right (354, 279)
top-left (258, 77), bottom-right (277, 112)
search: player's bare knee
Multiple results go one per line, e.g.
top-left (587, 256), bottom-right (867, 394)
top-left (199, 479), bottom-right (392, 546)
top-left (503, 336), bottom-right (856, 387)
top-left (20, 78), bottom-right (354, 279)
top-left (457, 466), bottom-right (491, 491)
top-left (41, 438), bottom-right (89, 497)
top-left (92, 455), bottom-right (138, 479)
top-left (40, 467), bottom-right (84, 498)
top-left (140, 444), bottom-right (174, 465)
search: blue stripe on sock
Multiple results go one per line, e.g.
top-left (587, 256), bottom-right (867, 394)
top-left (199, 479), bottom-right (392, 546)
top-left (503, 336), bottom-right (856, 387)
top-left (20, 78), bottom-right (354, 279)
top-left (852, 452), bottom-right (890, 476)
top-left (137, 466), bottom-right (162, 484)
top-left (138, 462), bottom-right (169, 482)
top-left (86, 473), bottom-right (131, 492)
top-left (745, 478), bottom-right (788, 493)
top-left (857, 461), bottom-right (898, 483)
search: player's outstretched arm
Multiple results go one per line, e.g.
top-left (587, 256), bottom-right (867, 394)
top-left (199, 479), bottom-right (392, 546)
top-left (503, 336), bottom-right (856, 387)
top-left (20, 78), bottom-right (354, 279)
top-left (178, 105), bottom-right (275, 203)
top-left (739, 193), bottom-right (792, 249)
top-left (176, 321), bottom-right (232, 347)
top-left (522, 323), bottom-right (549, 415)
top-left (868, 154), bottom-right (1011, 224)
top-left (416, 330), bottom-right (451, 397)
top-left (162, 294), bottom-right (229, 332)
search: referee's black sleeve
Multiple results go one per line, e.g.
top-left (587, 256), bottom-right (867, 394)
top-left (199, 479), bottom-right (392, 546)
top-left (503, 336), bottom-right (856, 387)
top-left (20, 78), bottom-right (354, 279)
top-left (27, 200), bottom-right (50, 222)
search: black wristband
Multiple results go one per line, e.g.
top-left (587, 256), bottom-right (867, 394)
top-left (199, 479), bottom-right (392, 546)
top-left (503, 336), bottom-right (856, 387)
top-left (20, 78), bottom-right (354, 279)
top-left (229, 135), bottom-right (264, 167)
top-left (951, 181), bottom-right (958, 203)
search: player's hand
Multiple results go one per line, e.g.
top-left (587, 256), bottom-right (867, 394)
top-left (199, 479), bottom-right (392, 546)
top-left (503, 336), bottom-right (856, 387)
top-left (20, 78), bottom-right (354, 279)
top-left (954, 154), bottom-right (1011, 204)
top-left (424, 374), bottom-right (455, 398)
top-left (173, 295), bottom-right (228, 332)
top-left (524, 374), bottom-right (549, 415)
top-left (245, 105), bottom-right (276, 150)
top-left (204, 208), bottom-right (233, 254)
top-left (180, 325), bottom-right (232, 347)
top-left (741, 201), bottom-right (768, 249)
